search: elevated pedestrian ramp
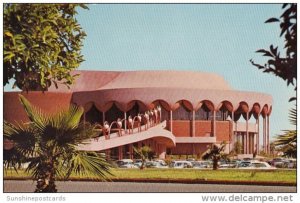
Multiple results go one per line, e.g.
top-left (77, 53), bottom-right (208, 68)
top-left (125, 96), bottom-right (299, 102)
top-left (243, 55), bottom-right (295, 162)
top-left (78, 121), bottom-right (176, 151)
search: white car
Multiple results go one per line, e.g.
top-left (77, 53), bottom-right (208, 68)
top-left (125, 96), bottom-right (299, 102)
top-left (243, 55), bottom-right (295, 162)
top-left (118, 163), bottom-right (139, 168)
top-left (239, 161), bottom-right (276, 170)
top-left (192, 161), bottom-right (211, 169)
top-left (146, 161), bottom-right (168, 168)
top-left (170, 161), bottom-right (193, 168)
top-left (116, 159), bottom-right (137, 168)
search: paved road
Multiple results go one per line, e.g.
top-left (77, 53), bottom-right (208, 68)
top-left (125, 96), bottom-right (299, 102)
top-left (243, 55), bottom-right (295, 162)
top-left (4, 180), bottom-right (296, 193)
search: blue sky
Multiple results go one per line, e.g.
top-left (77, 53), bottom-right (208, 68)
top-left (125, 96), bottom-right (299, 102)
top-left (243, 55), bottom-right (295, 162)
top-left (74, 4), bottom-right (295, 140)
top-left (4, 4), bottom-right (295, 140)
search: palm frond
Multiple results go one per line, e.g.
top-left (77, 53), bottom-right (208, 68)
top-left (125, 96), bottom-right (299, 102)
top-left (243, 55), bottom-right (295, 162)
top-left (64, 151), bottom-right (112, 180)
top-left (18, 94), bottom-right (49, 132)
top-left (275, 130), bottom-right (296, 146)
top-left (289, 107), bottom-right (296, 126)
top-left (4, 121), bottom-right (38, 167)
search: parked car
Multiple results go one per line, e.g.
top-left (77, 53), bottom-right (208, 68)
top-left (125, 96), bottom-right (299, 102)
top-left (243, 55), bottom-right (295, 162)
top-left (133, 159), bottom-right (143, 168)
top-left (287, 159), bottom-right (297, 169)
top-left (119, 163), bottom-right (139, 168)
top-left (239, 161), bottom-right (276, 170)
top-left (191, 161), bottom-right (211, 169)
top-left (116, 159), bottom-right (138, 168)
top-left (236, 161), bottom-right (252, 168)
top-left (146, 161), bottom-right (169, 168)
top-left (155, 159), bottom-right (168, 166)
top-left (270, 158), bottom-right (289, 168)
top-left (219, 162), bottom-right (237, 169)
top-left (170, 160), bottom-right (193, 168)
top-left (186, 158), bottom-right (196, 162)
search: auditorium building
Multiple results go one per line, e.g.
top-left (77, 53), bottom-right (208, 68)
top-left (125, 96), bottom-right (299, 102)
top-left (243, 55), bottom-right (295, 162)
top-left (4, 70), bottom-right (272, 159)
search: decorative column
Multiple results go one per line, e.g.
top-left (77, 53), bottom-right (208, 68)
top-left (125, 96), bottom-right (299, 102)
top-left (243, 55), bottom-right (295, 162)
top-left (267, 115), bottom-right (270, 154)
top-left (246, 112), bottom-right (249, 154)
top-left (124, 112), bottom-right (127, 133)
top-left (118, 146), bottom-right (123, 160)
top-left (256, 115), bottom-right (260, 154)
top-left (243, 133), bottom-right (246, 154)
top-left (158, 144), bottom-right (166, 159)
top-left (230, 111), bottom-right (234, 152)
top-left (192, 110), bottom-right (195, 137)
top-left (129, 144), bottom-right (133, 159)
top-left (263, 117), bottom-right (266, 153)
top-left (213, 110), bottom-right (216, 137)
top-left (170, 110), bottom-right (173, 133)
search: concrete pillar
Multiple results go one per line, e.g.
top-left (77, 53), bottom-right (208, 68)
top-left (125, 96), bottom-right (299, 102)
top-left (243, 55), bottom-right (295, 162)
top-left (105, 149), bottom-right (110, 160)
top-left (213, 110), bottom-right (216, 137)
top-left (256, 116), bottom-right (260, 154)
top-left (230, 111), bottom-right (234, 152)
top-left (170, 110), bottom-right (173, 133)
top-left (246, 112), bottom-right (249, 154)
top-left (118, 146), bottom-right (123, 160)
top-left (267, 115), bottom-right (270, 154)
top-left (124, 112), bottom-right (127, 133)
top-left (158, 144), bottom-right (166, 159)
top-left (129, 144), bottom-right (133, 159)
top-left (192, 143), bottom-right (195, 155)
top-left (192, 110), bottom-right (195, 137)
top-left (243, 133), bottom-right (246, 154)
top-left (263, 117), bottom-right (266, 152)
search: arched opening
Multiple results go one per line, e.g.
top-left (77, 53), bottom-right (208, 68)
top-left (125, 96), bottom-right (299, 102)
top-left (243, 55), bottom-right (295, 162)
top-left (126, 102), bottom-right (140, 118)
top-left (85, 104), bottom-right (103, 124)
top-left (172, 100), bottom-right (193, 120)
top-left (195, 100), bottom-right (214, 120)
top-left (151, 100), bottom-right (170, 122)
top-left (106, 102), bottom-right (124, 124)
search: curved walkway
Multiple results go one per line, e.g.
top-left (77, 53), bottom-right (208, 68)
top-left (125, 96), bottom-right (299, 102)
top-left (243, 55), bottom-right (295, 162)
top-left (78, 121), bottom-right (176, 151)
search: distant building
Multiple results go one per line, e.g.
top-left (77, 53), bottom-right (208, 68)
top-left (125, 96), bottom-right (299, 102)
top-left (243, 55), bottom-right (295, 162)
top-left (4, 70), bottom-right (272, 159)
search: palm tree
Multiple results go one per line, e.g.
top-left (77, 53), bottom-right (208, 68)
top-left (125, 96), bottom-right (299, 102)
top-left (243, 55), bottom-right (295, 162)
top-left (202, 142), bottom-right (227, 170)
top-left (274, 107), bottom-right (297, 158)
top-left (133, 146), bottom-right (153, 170)
top-left (4, 95), bottom-right (112, 192)
top-left (230, 141), bottom-right (243, 159)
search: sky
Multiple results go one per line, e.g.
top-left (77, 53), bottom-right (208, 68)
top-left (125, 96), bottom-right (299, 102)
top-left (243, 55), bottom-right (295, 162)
top-left (4, 4), bottom-right (296, 141)
top-left (75, 4), bottom-right (295, 140)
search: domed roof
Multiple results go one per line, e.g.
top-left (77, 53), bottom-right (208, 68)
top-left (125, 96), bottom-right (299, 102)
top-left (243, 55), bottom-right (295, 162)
top-left (49, 70), bottom-right (232, 91)
top-left (98, 70), bottom-right (232, 90)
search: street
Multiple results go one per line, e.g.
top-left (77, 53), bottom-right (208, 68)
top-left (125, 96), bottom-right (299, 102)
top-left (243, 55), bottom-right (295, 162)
top-left (4, 180), bottom-right (296, 193)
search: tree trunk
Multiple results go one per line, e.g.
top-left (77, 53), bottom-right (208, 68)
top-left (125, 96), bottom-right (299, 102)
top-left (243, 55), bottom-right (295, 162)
top-left (213, 158), bottom-right (218, 170)
top-left (35, 162), bottom-right (57, 193)
top-left (140, 159), bottom-right (145, 170)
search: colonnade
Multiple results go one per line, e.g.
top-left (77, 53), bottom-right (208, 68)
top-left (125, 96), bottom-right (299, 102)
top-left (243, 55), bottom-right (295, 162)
top-left (83, 101), bottom-right (271, 155)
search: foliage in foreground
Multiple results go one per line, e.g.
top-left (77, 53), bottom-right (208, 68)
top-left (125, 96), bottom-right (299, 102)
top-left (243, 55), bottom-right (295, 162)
top-left (4, 4), bottom-right (88, 91)
top-left (133, 146), bottom-right (154, 170)
top-left (4, 95), bottom-right (112, 192)
top-left (250, 3), bottom-right (296, 101)
top-left (202, 142), bottom-right (228, 170)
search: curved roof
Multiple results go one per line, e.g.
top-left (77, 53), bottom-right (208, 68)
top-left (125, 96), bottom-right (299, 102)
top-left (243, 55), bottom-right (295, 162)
top-left (49, 70), bottom-right (232, 91)
top-left (98, 70), bottom-right (232, 90)
top-left (48, 70), bottom-right (272, 114)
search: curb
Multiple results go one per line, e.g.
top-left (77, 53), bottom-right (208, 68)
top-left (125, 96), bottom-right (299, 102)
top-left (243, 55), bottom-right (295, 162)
top-left (4, 177), bottom-right (296, 187)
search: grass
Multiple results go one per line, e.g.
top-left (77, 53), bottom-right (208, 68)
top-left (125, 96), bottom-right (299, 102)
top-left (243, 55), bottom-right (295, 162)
top-left (4, 168), bottom-right (296, 184)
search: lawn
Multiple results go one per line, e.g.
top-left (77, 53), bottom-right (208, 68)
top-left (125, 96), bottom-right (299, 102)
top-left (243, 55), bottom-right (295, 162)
top-left (4, 168), bottom-right (296, 184)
